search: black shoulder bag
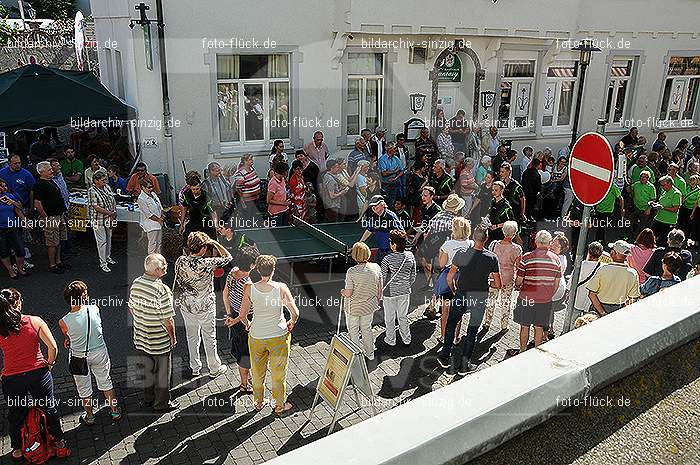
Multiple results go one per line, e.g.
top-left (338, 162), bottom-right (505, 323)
top-left (68, 309), bottom-right (91, 376)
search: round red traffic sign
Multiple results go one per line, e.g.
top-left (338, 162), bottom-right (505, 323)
top-left (568, 132), bottom-right (614, 206)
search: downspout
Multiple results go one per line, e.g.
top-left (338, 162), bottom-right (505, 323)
top-left (155, 0), bottom-right (177, 202)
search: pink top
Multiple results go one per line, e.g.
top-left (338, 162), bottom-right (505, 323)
top-left (267, 176), bottom-right (289, 215)
top-left (458, 170), bottom-right (477, 196)
top-left (0, 315), bottom-right (48, 377)
top-left (304, 141), bottom-right (329, 172)
top-left (629, 245), bottom-right (654, 284)
top-left (490, 240), bottom-right (523, 284)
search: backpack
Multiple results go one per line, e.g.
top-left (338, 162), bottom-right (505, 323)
top-left (21, 408), bottom-right (55, 464)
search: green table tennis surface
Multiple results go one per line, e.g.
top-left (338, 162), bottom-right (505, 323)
top-left (239, 221), bottom-right (370, 262)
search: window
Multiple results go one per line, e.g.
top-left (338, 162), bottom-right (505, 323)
top-left (542, 63), bottom-right (577, 128)
top-left (346, 53), bottom-right (384, 141)
top-left (114, 50), bottom-right (125, 99)
top-left (604, 59), bottom-right (634, 125)
top-left (498, 61), bottom-right (535, 130)
top-left (409, 46), bottom-right (426, 64)
top-left (104, 48), bottom-right (114, 93)
top-left (216, 54), bottom-right (290, 146)
top-left (659, 56), bottom-right (700, 124)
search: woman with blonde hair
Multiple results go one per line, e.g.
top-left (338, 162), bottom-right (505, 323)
top-left (434, 216), bottom-right (474, 343)
top-left (483, 220), bottom-right (522, 331)
top-left (240, 255), bottom-right (299, 416)
top-left (341, 242), bottom-right (382, 359)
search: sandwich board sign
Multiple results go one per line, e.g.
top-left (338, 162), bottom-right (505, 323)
top-left (306, 333), bottom-right (376, 435)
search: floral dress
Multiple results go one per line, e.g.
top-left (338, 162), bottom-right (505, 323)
top-left (288, 173), bottom-right (307, 220)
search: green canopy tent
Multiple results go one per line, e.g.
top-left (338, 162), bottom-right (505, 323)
top-left (0, 64), bottom-right (136, 130)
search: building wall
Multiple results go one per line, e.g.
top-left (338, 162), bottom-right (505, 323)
top-left (90, 0), bottom-right (700, 188)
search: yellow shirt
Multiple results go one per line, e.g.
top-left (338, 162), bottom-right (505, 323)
top-left (586, 262), bottom-right (640, 305)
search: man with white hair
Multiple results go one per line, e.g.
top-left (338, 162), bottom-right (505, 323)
top-left (33, 161), bottom-right (69, 274)
top-left (513, 230), bottom-right (562, 351)
top-left (128, 253), bottom-right (179, 412)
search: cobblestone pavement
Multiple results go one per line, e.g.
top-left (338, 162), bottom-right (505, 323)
top-left (1, 286), bottom-right (565, 465)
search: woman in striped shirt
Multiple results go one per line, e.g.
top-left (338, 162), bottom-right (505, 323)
top-left (380, 230), bottom-right (417, 346)
top-left (223, 246), bottom-right (259, 395)
top-left (233, 154), bottom-right (262, 222)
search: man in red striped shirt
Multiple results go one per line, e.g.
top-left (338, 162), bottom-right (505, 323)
top-left (513, 230), bottom-right (562, 352)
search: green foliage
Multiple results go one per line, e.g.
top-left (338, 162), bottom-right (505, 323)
top-left (29, 0), bottom-right (77, 20)
top-left (0, 5), bottom-right (16, 46)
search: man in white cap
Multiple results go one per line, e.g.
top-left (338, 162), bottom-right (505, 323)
top-left (360, 194), bottom-right (404, 264)
top-left (586, 240), bottom-right (640, 316)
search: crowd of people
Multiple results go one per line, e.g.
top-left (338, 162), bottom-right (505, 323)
top-left (1, 122), bottom-right (699, 461)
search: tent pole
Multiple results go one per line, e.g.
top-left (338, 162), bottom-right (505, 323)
top-left (155, 0), bottom-right (177, 201)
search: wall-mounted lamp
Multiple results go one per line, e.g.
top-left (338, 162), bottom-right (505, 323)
top-left (129, 3), bottom-right (154, 70)
top-left (409, 92), bottom-right (426, 114)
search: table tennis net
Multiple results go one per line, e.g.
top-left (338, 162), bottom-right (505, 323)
top-left (292, 217), bottom-right (347, 254)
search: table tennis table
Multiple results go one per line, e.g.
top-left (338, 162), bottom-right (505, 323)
top-left (239, 218), bottom-right (374, 286)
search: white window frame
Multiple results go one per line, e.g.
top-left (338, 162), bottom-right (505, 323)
top-left (542, 62), bottom-right (577, 131)
top-left (344, 53), bottom-right (384, 144)
top-left (605, 58), bottom-right (635, 126)
top-left (216, 55), bottom-right (291, 151)
top-left (498, 60), bottom-right (536, 133)
top-left (659, 75), bottom-right (700, 125)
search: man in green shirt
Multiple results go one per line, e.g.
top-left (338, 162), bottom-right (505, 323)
top-left (594, 183), bottom-right (623, 244)
top-left (630, 170), bottom-right (657, 236)
top-left (652, 175), bottom-right (682, 247)
top-left (59, 147), bottom-right (84, 190)
top-left (667, 163), bottom-right (686, 197)
top-left (627, 154), bottom-right (656, 185)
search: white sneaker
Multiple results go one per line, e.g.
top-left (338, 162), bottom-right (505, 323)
top-left (23, 262), bottom-right (34, 269)
top-left (106, 257), bottom-right (117, 265)
top-left (101, 264), bottom-right (112, 273)
top-left (209, 365), bottom-right (228, 378)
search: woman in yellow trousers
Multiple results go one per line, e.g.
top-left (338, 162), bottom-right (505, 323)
top-left (240, 255), bottom-right (299, 417)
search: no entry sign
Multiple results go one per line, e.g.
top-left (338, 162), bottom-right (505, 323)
top-left (569, 132), bottom-right (614, 206)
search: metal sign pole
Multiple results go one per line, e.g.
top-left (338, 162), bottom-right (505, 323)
top-left (563, 119), bottom-right (607, 334)
top-left (562, 205), bottom-right (590, 333)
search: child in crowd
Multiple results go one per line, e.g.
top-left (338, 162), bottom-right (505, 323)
top-left (640, 251), bottom-right (682, 297)
top-left (393, 198), bottom-right (412, 231)
top-left (223, 246), bottom-right (260, 394)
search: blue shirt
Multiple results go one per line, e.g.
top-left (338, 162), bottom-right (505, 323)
top-left (347, 149), bottom-right (367, 173)
top-left (365, 209), bottom-right (404, 250)
top-left (108, 176), bottom-right (128, 193)
top-left (53, 173), bottom-right (70, 209)
top-left (378, 154), bottom-right (403, 184)
top-left (0, 167), bottom-right (35, 208)
top-left (0, 192), bottom-right (19, 229)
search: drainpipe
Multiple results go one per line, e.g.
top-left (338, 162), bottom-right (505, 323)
top-left (155, 0), bottom-right (177, 202)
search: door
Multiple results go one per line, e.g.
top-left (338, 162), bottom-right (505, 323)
top-left (438, 84), bottom-right (459, 121)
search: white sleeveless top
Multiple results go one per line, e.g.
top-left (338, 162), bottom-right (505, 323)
top-left (248, 283), bottom-right (287, 339)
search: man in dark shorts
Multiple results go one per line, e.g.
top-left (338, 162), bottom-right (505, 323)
top-left (439, 225), bottom-right (501, 375)
top-left (223, 247), bottom-right (260, 394)
top-left (513, 230), bottom-right (562, 352)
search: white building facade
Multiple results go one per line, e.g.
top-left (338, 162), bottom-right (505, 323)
top-left (91, 0), bottom-right (700, 191)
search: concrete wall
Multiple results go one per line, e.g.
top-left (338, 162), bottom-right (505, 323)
top-left (263, 277), bottom-right (700, 465)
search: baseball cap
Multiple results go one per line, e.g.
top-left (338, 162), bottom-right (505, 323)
top-left (608, 240), bottom-right (632, 255)
top-left (368, 195), bottom-right (385, 207)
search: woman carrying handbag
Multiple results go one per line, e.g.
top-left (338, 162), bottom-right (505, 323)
top-left (59, 281), bottom-right (121, 425)
top-left (380, 230), bottom-right (417, 346)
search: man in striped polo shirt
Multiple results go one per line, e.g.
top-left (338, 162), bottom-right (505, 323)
top-left (128, 253), bottom-right (179, 412)
top-left (513, 230), bottom-right (562, 352)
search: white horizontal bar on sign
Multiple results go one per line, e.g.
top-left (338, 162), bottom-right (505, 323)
top-left (263, 277), bottom-right (700, 465)
top-left (570, 157), bottom-right (612, 182)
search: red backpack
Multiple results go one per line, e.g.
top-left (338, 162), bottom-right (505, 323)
top-left (21, 408), bottom-right (56, 464)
